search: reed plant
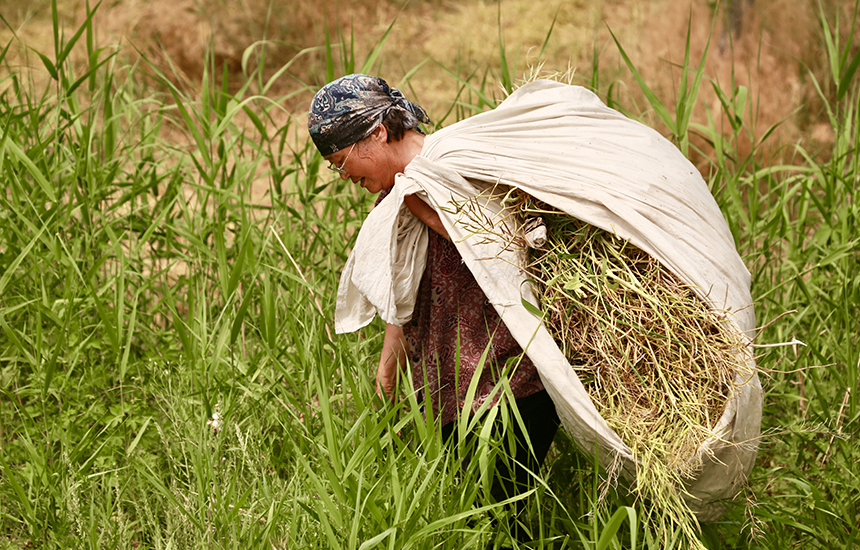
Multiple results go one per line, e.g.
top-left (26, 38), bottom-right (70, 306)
top-left (1, 0), bottom-right (858, 548)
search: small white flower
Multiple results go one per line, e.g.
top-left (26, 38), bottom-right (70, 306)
top-left (207, 404), bottom-right (223, 434)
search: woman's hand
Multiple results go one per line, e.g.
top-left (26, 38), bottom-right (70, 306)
top-left (377, 324), bottom-right (409, 402)
top-left (404, 194), bottom-right (449, 240)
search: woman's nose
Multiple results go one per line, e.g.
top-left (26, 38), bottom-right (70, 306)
top-left (339, 171), bottom-right (349, 181)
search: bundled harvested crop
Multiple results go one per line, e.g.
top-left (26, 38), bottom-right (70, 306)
top-left (459, 188), bottom-right (752, 548)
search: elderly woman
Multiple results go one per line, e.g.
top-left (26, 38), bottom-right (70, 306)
top-left (310, 73), bottom-right (762, 529)
top-left (308, 74), bottom-right (561, 517)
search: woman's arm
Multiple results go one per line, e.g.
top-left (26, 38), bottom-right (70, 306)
top-left (404, 194), bottom-right (449, 240)
top-left (377, 323), bottom-right (409, 402)
top-left (378, 196), bottom-right (437, 401)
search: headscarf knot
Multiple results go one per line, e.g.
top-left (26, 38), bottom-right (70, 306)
top-left (308, 74), bottom-right (430, 155)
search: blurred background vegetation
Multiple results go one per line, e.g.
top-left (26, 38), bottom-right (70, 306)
top-left (1, 0), bottom-right (856, 162)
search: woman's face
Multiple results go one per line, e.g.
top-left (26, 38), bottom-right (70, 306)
top-left (325, 126), bottom-right (401, 194)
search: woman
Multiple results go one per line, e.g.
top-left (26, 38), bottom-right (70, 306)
top-left (312, 73), bottom-right (761, 527)
top-left (308, 74), bottom-right (561, 520)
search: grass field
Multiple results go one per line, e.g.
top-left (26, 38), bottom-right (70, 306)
top-left (1, 1), bottom-right (858, 548)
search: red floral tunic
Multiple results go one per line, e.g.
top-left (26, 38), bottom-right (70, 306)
top-left (398, 208), bottom-right (545, 427)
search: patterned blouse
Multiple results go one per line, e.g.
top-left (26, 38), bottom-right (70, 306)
top-left (377, 188), bottom-right (545, 427)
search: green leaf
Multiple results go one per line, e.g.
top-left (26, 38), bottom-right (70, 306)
top-left (0, 452), bottom-right (36, 528)
top-left (358, 527), bottom-right (397, 550)
top-left (42, 317), bottom-right (67, 400)
top-left (596, 506), bottom-right (638, 550)
top-left (497, 3), bottom-right (513, 95)
top-left (227, 232), bottom-right (252, 298)
top-left (0, 215), bottom-right (51, 295)
top-left (0, 36), bottom-right (14, 66)
top-left (538, 7), bottom-right (560, 60)
top-left (1, 135), bottom-right (57, 201)
top-left (837, 46), bottom-right (860, 101)
top-left (608, 26), bottom-right (675, 134)
top-left (56, 1), bottom-right (102, 69)
top-left (133, 462), bottom-right (205, 531)
top-left (126, 416), bottom-right (152, 456)
top-left (230, 284), bottom-right (255, 347)
top-left (359, 17), bottom-right (396, 75)
top-left (32, 48), bottom-right (58, 80)
top-left (520, 295), bottom-right (545, 318)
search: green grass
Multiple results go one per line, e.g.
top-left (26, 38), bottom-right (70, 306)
top-left (1, 1), bottom-right (858, 548)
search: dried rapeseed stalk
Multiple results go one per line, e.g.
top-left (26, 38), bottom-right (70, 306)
top-left (457, 187), bottom-right (752, 550)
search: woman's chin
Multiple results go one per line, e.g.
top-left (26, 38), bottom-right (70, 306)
top-left (363, 180), bottom-right (384, 194)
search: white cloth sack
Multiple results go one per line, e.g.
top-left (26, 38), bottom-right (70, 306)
top-left (335, 80), bottom-right (762, 521)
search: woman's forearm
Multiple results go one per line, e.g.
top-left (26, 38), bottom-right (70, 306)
top-left (377, 323), bottom-right (409, 401)
top-left (404, 194), bottom-right (449, 240)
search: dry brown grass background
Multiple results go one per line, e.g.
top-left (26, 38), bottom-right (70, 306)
top-left (1, 0), bottom-right (854, 164)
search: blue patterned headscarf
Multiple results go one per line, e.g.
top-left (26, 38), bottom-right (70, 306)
top-left (308, 74), bottom-right (430, 155)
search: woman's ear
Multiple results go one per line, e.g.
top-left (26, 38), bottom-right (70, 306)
top-left (372, 124), bottom-right (388, 144)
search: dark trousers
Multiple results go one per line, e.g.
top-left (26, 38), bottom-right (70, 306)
top-left (440, 389), bottom-right (560, 539)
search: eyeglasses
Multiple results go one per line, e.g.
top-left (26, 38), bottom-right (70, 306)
top-left (327, 143), bottom-right (356, 174)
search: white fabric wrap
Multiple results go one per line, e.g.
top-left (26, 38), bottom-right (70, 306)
top-left (335, 80), bottom-right (762, 521)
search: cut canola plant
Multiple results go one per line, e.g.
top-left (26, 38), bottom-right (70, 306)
top-left (506, 190), bottom-right (753, 547)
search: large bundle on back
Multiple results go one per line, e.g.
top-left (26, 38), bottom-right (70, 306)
top-left (500, 190), bottom-right (753, 547)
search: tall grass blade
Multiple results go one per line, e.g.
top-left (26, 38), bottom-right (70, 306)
top-left (497, 2), bottom-right (513, 95)
top-left (1, 136), bottom-right (57, 201)
top-left (0, 450), bottom-right (36, 530)
top-left (0, 218), bottom-right (51, 295)
top-left (595, 506), bottom-right (638, 550)
top-left (359, 18), bottom-right (397, 75)
top-left (538, 7), bottom-right (560, 60)
top-left (608, 26), bottom-right (674, 131)
top-left (837, 48), bottom-right (860, 101)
